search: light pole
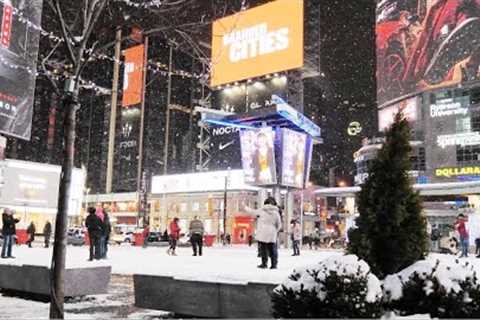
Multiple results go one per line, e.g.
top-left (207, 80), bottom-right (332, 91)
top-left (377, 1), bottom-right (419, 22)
top-left (223, 175), bottom-right (227, 245)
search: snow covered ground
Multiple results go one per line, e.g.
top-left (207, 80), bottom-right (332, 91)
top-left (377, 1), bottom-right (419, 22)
top-left (0, 244), bottom-right (342, 284)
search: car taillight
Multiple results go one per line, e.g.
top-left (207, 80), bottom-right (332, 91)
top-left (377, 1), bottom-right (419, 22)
top-left (1, 2), bottom-right (13, 48)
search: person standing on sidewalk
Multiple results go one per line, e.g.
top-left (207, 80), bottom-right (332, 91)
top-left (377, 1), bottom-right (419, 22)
top-left (85, 207), bottom-right (102, 261)
top-left (245, 197), bottom-right (282, 269)
top-left (189, 216), bottom-right (204, 256)
top-left (455, 214), bottom-right (469, 258)
top-left (167, 217), bottom-right (181, 256)
top-left (26, 222), bottom-right (36, 248)
top-left (1, 208), bottom-right (19, 259)
top-left (43, 221), bottom-right (52, 248)
top-left (290, 219), bottom-right (301, 256)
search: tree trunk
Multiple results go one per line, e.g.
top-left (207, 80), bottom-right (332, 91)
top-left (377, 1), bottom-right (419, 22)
top-left (49, 91), bottom-right (78, 319)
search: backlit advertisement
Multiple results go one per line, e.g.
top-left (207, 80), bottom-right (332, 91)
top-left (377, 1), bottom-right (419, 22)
top-left (376, 0), bottom-right (480, 106)
top-left (378, 96), bottom-right (419, 131)
top-left (211, 0), bottom-right (303, 86)
top-left (281, 128), bottom-right (308, 188)
top-left (0, 0), bottom-right (42, 139)
top-left (240, 128), bottom-right (277, 185)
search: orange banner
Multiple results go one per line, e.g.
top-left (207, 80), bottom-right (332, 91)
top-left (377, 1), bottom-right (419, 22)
top-left (122, 44), bottom-right (145, 107)
top-left (211, 0), bottom-right (304, 87)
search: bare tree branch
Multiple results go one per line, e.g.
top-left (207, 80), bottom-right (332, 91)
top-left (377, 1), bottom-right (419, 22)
top-left (47, 0), bottom-right (77, 65)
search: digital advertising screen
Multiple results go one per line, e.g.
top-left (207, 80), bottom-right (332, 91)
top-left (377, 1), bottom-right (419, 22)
top-left (211, 0), bottom-right (304, 87)
top-left (0, 0), bottom-right (43, 140)
top-left (240, 127), bottom-right (277, 185)
top-left (378, 96), bottom-right (419, 131)
top-left (376, 0), bottom-right (480, 106)
top-left (280, 128), bottom-right (308, 188)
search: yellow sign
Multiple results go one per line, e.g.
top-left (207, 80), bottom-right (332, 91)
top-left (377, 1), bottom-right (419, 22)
top-left (435, 167), bottom-right (480, 178)
top-left (210, 0), bottom-right (304, 86)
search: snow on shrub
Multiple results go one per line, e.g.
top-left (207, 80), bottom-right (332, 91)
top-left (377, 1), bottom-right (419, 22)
top-left (383, 258), bottom-right (480, 318)
top-left (272, 255), bottom-right (383, 318)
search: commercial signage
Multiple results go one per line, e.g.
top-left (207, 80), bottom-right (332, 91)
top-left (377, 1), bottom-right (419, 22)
top-left (211, 0), bottom-right (304, 86)
top-left (436, 132), bottom-right (480, 149)
top-left (122, 44), bottom-right (145, 107)
top-left (240, 127), bottom-right (277, 185)
top-left (0, 1), bottom-right (43, 140)
top-left (435, 166), bottom-right (480, 178)
top-left (378, 96), bottom-right (418, 131)
top-left (280, 128), bottom-right (312, 188)
top-left (151, 170), bottom-right (256, 194)
top-left (430, 98), bottom-right (468, 118)
top-left (376, 0), bottom-right (480, 106)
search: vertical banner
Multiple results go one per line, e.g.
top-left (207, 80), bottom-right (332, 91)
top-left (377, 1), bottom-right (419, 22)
top-left (0, 0), bottom-right (43, 140)
top-left (115, 44), bottom-right (146, 192)
top-left (122, 44), bottom-right (144, 107)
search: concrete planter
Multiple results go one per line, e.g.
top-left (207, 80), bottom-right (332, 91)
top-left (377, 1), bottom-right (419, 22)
top-left (0, 264), bottom-right (111, 297)
top-left (134, 274), bottom-right (276, 318)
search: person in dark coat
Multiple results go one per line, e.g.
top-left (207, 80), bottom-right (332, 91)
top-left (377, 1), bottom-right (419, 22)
top-left (26, 222), bottom-right (36, 248)
top-left (1, 208), bottom-right (20, 258)
top-left (189, 216), bottom-right (204, 256)
top-left (43, 221), bottom-right (52, 248)
top-left (85, 207), bottom-right (102, 261)
top-left (102, 212), bottom-right (111, 259)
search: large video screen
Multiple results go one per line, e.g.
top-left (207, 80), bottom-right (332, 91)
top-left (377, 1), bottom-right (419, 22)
top-left (211, 0), bottom-right (303, 87)
top-left (281, 129), bottom-right (308, 188)
top-left (376, 0), bottom-right (480, 106)
top-left (240, 128), bottom-right (277, 185)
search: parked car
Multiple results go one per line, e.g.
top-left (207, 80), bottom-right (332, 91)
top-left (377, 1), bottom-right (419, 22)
top-left (67, 228), bottom-right (85, 246)
top-left (111, 231), bottom-right (133, 244)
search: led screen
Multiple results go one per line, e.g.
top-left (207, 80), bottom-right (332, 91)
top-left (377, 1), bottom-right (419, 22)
top-left (376, 0), bottom-right (480, 106)
top-left (281, 128), bottom-right (308, 188)
top-left (240, 127), bottom-right (277, 185)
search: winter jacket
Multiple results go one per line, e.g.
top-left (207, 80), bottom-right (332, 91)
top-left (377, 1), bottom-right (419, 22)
top-left (85, 213), bottom-right (103, 238)
top-left (27, 223), bottom-right (36, 235)
top-left (102, 213), bottom-right (112, 238)
top-left (456, 220), bottom-right (469, 239)
top-left (291, 223), bottom-right (301, 241)
top-left (246, 204), bottom-right (282, 244)
top-left (43, 222), bottom-right (52, 236)
top-left (2, 213), bottom-right (19, 236)
top-left (169, 221), bottom-right (181, 240)
top-left (189, 219), bottom-right (204, 235)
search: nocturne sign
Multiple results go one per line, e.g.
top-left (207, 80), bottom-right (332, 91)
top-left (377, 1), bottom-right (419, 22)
top-left (0, 0), bottom-right (42, 140)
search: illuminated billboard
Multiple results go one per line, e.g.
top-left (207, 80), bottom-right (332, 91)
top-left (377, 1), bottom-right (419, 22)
top-left (376, 0), bottom-right (480, 106)
top-left (280, 128), bottom-right (312, 188)
top-left (211, 0), bottom-right (304, 87)
top-left (378, 96), bottom-right (419, 131)
top-left (240, 127), bottom-right (277, 185)
top-left (0, 0), bottom-right (43, 140)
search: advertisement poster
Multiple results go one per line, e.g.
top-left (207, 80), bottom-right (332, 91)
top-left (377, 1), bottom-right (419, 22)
top-left (378, 96), bottom-right (419, 131)
top-left (122, 44), bottom-right (144, 107)
top-left (240, 128), bottom-right (277, 185)
top-left (376, 0), bottom-right (480, 106)
top-left (281, 129), bottom-right (307, 188)
top-left (0, 0), bottom-right (43, 140)
top-left (211, 0), bottom-right (303, 86)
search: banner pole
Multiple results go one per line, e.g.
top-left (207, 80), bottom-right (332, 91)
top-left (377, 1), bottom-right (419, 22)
top-left (106, 28), bottom-right (122, 194)
top-left (136, 36), bottom-right (149, 227)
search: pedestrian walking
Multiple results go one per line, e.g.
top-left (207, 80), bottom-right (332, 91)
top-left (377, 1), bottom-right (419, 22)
top-left (290, 219), bottom-right (301, 256)
top-left (1, 208), bottom-right (19, 259)
top-left (225, 233), bottom-right (231, 245)
top-left (248, 234), bottom-right (253, 246)
top-left (245, 197), bottom-right (282, 269)
top-left (189, 216), bottom-right (204, 256)
top-left (102, 211), bottom-right (111, 259)
top-left (26, 222), bottom-right (36, 248)
top-left (85, 207), bottom-right (102, 261)
top-left (43, 221), bottom-right (52, 248)
top-left (455, 214), bottom-right (469, 258)
top-left (167, 217), bottom-right (180, 256)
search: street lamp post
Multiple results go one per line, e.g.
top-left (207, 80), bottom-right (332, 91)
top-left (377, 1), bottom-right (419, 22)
top-left (223, 175), bottom-right (227, 245)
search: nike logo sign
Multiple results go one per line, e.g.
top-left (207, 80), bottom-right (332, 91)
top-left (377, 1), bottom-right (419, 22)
top-left (219, 141), bottom-right (235, 151)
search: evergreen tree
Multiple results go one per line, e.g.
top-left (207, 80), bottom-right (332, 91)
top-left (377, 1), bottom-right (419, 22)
top-left (347, 113), bottom-right (428, 278)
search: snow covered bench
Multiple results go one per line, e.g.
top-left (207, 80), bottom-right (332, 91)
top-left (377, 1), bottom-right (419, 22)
top-left (134, 274), bottom-right (276, 318)
top-left (0, 264), bottom-right (111, 297)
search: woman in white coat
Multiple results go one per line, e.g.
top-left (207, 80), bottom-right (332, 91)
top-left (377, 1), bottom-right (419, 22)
top-left (245, 197), bottom-right (282, 269)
